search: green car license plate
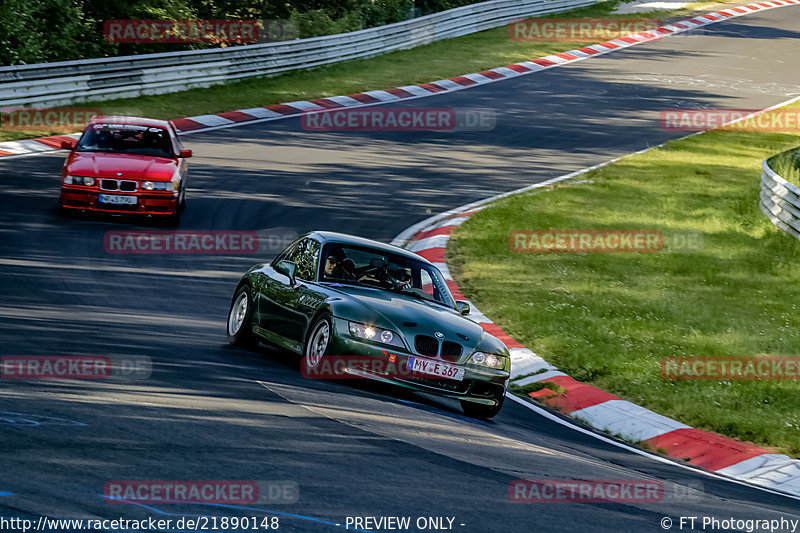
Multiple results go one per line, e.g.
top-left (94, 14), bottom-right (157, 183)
top-left (407, 356), bottom-right (464, 381)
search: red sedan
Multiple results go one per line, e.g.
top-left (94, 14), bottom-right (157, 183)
top-left (59, 116), bottom-right (191, 225)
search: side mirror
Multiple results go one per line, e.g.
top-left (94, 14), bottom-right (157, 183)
top-left (179, 149), bottom-right (192, 158)
top-left (456, 301), bottom-right (470, 316)
top-left (60, 140), bottom-right (76, 150)
top-left (275, 260), bottom-right (297, 286)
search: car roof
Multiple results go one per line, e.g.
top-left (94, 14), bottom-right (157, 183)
top-left (307, 231), bottom-right (433, 265)
top-left (89, 115), bottom-right (173, 129)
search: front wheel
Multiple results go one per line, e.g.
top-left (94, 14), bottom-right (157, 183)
top-left (461, 393), bottom-right (505, 419)
top-left (302, 312), bottom-right (333, 372)
top-left (227, 285), bottom-right (258, 347)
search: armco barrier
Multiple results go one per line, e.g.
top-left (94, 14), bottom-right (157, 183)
top-left (0, 0), bottom-right (594, 108)
top-left (760, 153), bottom-right (800, 241)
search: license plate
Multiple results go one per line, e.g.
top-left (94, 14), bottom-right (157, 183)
top-left (98, 194), bottom-right (137, 205)
top-left (407, 356), bottom-right (464, 381)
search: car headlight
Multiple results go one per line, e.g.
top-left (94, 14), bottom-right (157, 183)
top-left (470, 351), bottom-right (506, 370)
top-left (65, 175), bottom-right (95, 186)
top-left (142, 182), bottom-right (174, 191)
top-left (348, 321), bottom-right (404, 348)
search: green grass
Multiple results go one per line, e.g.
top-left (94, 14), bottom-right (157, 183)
top-left (0, 0), bottom-right (739, 143)
top-left (449, 105), bottom-right (800, 457)
top-left (768, 148), bottom-right (800, 186)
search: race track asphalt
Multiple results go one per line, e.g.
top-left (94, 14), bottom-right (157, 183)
top-left (1, 6), bottom-right (799, 532)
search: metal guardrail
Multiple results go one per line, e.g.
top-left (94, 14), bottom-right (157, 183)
top-left (760, 155), bottom-right (800, 241)
top-left (0, 0), bottom-right (594, 108)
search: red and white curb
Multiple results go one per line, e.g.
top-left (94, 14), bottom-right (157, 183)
top-left (2, 0), bottom-right (799, 159)
top-left (391, 170), bottom-right (800, 499)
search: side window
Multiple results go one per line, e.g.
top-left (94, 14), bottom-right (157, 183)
top-left (420, 269), bottom-right (434, 295)
top-left (287, 238), bottom-right (321, 281)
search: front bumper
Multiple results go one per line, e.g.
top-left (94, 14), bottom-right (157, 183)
top-left (60, 188), bottom-right (178, 216)
top-left (327, 317), bottom-right (509, 405)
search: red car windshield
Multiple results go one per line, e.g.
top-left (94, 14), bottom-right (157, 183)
top-left (76, 123), bottom-right (174, 158)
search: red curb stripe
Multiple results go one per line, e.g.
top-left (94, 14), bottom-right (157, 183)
top-left (0, 149), bottom-right (16, 156)
top-left (171, 118), bottom-right (207, 132)
top-left (555, 53), bottom-right (578, 61)
top-left (385, 87), bottom-right (416, 99)
top-left (217, 111), bottom-right (258, 123)
top-left (309, 98), bottom-right (345, 109)
top-left (479, 323), bottom-right (524, 348)
top-left (531, 58), bottom-right (558, 67)
top-left (416, 83), bottom-right (447, 93)
top-left (528, 375), bottom-right (621, 413)
top-left (266, 104), bottom-right (303, 115)
top-left (642, 429), bottom-right (768, 471)
top-left (449, 76), bottom-right (478, 87)
top-left (688, 18), bottom-right (706, 24)
top-left (758, 1), bottom-right (772, 5)
top-left (704, 14), bottom-right (719, 20)
top-left (347, 93), bottom-right (381, 104)
top-left (505, 64), bottom-right (531, 73)
top-left (673, 22), bottom-right (688, 28)
top-left (578, 47), bottom-right (600, 55)
top-left (30, 135), bottom-right (76, 149)
top-left (598, 41), bottom-right (619, 49)
top-left (477, 70), bottom-right (505, 80)
top-left (445, 280), bottom-right (465, 299)
top-left (617, 36), bottom-right (639, 43)
top-left (717, 10), bottom-right (734, 15)
top-left (412, 226), bottom-right (456, 241)
top-left (415, 247), bottom-right (445, 263)
top-left (657, 27), bottom-right (673, 33)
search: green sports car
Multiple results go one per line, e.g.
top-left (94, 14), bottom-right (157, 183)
top-left (226, 231), bottom-right (510, 418)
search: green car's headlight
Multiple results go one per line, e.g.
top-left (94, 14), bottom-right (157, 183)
top-left (470, 351), bottom-right (506, 370)
top-left (348, 321), bottom-right (404, 348)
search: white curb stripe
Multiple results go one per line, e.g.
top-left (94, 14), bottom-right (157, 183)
top-left (183, 114), bottom-right (236, 127)
top-left (362, 90), bottom-right (401, 102)
top-left (282, 100), bottom-right (325, 112)
top-left (571, 400), bottom-right (692, 442)
top-left (236, 107), bottom-right (287, 119)
top-left (324, 96), bottom-right (365, 107)
top-left (396, 85), bottom-right (439, 97)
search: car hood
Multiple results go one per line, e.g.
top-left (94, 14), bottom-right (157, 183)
top-left (328, 285), bottom-right (488, 351)
top-left (66, 152), bottom-right (177, 180)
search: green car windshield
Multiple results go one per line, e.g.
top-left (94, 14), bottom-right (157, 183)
top-left (320, 243), bottom-right (455, 309)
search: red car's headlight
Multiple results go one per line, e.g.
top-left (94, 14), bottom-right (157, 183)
top-left (64, 175), bottom-right (95, 186)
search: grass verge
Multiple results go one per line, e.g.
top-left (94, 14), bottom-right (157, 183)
top-left (449, 105), bottom-right (800, 457)
top-left (0, 0), bottom-right (741, 143)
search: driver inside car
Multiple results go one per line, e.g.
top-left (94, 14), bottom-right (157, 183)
top-left (323, 249), bottom-right (355, 279)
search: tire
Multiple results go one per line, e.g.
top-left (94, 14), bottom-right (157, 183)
top-left (227, 285), bottom-right (259, 347)
top-left (461, 392), bottom-right (505, 419)
top-left (178, 189), bottom-right (186, 211)
top-left (302, 312), bottom-right (333, 373)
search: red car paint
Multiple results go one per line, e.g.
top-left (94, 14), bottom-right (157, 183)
top-left (59, 116), bottom-right (191, 220)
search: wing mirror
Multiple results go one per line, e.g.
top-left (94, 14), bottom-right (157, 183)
top-left (275, 260), bottom-right (297, 286)
top-left (179, 149), bottom-right (192, 158)
top-left (456, 300), bottom-right (470, 316)
top-left (60, 140), bottom-right (76, 150)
